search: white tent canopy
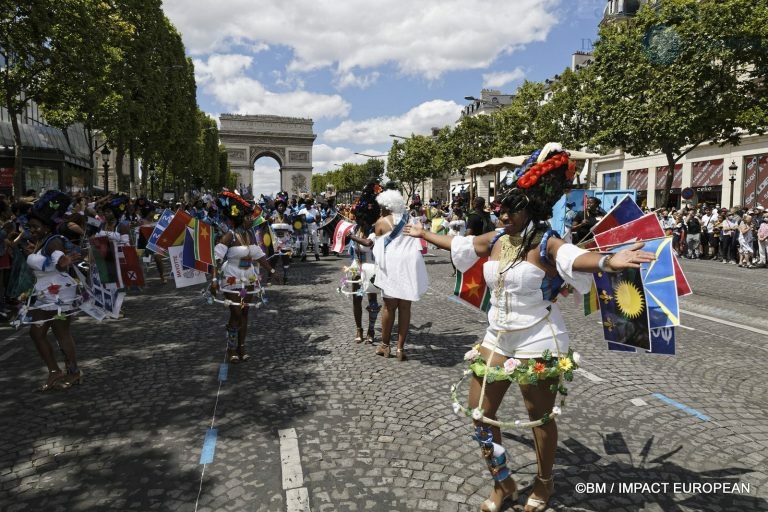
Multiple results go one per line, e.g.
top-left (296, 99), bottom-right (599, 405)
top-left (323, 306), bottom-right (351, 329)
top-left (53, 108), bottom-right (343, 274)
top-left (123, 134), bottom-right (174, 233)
top-left (466, 150), bottom-right (601, 173)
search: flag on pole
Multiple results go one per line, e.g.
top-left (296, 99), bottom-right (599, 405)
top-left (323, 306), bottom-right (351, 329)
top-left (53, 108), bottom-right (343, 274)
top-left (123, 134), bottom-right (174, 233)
top-left (155, 209), bottom-right (193, 250)
top-left (591, 194), bottom-right (645, 236)
top-left (454, 258), bottom-right (491, 311)
top-left (146, 209), bottom-right (174, 254)
top-left (118, 245), bottom-right (145, 288)
top-left (332, 219), bottom-right (356, 253)
top-left (193, 219), bottom-right (214, 269)
top-left (182, 226), bottom-right (212, 273)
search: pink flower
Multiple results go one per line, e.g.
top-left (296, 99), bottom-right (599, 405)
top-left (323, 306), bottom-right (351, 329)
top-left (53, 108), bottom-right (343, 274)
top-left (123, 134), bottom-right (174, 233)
top-left (47, 284), bottom-right (61, 295)
top-left (503, 358), bottom-right (521, 373)
top-left (463, 349), bottom-right (480, 361)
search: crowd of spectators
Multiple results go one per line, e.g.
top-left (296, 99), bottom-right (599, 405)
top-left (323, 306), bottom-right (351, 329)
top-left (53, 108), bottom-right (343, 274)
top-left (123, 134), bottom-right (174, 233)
top-left (654, 203), bottom-right (767, 268)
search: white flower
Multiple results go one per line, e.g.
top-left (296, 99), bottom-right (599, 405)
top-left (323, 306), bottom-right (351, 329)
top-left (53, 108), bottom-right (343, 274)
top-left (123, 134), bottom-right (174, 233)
top-left (453, 403), bottom-right (462, 415)
top-left (471, 408), bottom-right (484, 421)
top-left (503, 358), bottom-right (522, 373)
top-left (464, 369), bottom-right (473, 376)
top-left (464, 349), bottom-right (480, 361)
top-left (552, 406), bottom-right (562, 416)
top-left (572, 352), bottom-right (581, 365)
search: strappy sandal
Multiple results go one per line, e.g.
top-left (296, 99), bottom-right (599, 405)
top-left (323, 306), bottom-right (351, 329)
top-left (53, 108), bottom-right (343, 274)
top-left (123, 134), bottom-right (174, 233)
top-left (354, 328), bottom-right (364, 343)
top-left (60, 370), bottom-right (83, 388)
top-left (237, 345), bottom-right (250, 362)
top-left (227, 349), bottom-right (240, 364)
top-left (524, 476), bottom-right (554, 512)
top-left (365, 329), bottom-right (375, 344)
top-left (396, 349), bottom-right (407, 361)
top-left (375, 343), bottom-right (390, 358)
top-left (481, 477), bottom-right (518, 512)
top-left (39, 370), bottom-right (67, 392)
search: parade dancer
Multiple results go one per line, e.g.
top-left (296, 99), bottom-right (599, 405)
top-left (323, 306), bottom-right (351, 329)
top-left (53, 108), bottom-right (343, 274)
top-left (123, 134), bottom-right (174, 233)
top-left (406, 143), bottom-right (655, 511)
top-left (343, 181), bottom-right (382, 344)
top-left (210, 191), bottom-right (279, 363)
top-left (270, 194), bottom-right (293, 283)
top-left (297, 197), bottom-right (321, 261)
top-left (22, 191), bottom-right (83, 391)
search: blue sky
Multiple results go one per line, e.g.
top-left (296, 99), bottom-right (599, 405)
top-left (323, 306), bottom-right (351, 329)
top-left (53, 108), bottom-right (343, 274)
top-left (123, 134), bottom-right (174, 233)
top-left (163, 0), bottom-right (604, 194)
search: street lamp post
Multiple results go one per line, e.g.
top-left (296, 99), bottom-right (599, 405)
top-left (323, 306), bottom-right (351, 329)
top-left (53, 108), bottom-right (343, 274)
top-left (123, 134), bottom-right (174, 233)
top-left (354, 152), bottom-right (386, 181)
top-left (101, 145), bottom-right (111, 194)
top-left (728, 160), bottom-right (737, 209)
top-left (388, 134), bottom-right (408, 140)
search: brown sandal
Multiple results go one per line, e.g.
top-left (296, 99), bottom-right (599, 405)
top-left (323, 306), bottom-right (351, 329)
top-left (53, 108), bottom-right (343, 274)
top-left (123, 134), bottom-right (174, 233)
top-left (39, 370), bottom-right (67, 392)
top-left (375, 343), bottom-right (390, 357)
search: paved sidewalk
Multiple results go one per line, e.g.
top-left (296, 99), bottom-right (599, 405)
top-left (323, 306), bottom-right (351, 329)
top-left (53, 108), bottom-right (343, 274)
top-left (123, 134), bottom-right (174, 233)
top-left (0, 251), bottom-right (766, 511)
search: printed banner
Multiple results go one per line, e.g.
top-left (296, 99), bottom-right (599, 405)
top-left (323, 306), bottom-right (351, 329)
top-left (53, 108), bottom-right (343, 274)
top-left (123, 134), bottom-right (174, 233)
top-left (89, 236), bottom-right (123, 288)
top-left (168, 245), bottom-right (208, 288)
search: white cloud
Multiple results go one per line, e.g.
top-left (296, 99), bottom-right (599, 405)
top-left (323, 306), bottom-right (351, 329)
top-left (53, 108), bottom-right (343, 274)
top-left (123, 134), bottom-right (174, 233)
top-left (482, 68), bottom-right (526, 89)
top-left (192, 55), bottom-right (351, 119)
top-left (164, 0), bottom-right (560, 82)
top-left (323, 100), bottom-right (463, 145)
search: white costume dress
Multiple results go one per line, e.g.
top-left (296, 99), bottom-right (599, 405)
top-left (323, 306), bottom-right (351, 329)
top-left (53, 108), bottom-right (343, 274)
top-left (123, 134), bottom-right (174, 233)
top-left (372, 215), bottom-right (428, 301)
top-left (451, 234), bottom-right (593, 359)
top-left (27, 237), bottom-right (79, 311)
top-left (215, 243), bottom-right (266, 291)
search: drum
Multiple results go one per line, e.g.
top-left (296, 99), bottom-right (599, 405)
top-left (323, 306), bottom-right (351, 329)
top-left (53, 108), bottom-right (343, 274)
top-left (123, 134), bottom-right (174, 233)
top-left (319, 212), bottom-right (341, 237)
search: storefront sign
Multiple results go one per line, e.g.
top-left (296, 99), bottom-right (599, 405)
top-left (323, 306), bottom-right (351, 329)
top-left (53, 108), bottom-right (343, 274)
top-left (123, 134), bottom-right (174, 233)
top-left (743, 154), bottom-right (768, 207)
top-left (655, 164), bottom-right (683, 189)
top-left (691, 159), bottom-right (723, 187)
top-left (0, 167), bottom-right (14, 188)
top-left (627, 168), bottom-right (648, 190)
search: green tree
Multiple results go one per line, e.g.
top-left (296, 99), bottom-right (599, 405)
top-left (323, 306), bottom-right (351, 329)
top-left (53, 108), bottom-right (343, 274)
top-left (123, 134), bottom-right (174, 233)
top-left (0, 1), bottom-right (55, 194)
top-left (386, 135), bottom-right (440, 203)
top-left (588, 0), bottom-right (765, 207)
top-left (537, 67), bottom-right (597, 153)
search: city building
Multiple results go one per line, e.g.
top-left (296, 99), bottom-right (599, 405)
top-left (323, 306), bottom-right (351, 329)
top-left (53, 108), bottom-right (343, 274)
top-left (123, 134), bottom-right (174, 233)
top-left (0, 99), bottom-right (136, 197)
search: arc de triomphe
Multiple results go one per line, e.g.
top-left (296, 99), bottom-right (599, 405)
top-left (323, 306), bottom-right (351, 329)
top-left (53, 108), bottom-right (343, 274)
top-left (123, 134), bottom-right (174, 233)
top-left (219, 114), bottom-right (316, 196)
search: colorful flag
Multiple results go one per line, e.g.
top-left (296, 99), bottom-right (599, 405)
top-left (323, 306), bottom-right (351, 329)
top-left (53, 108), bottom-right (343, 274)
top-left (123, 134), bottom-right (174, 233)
top-left (193, 219), bottom-right (214, 269)
top-left (608, 327), bottom-right (676, 354)
top-left (594, 266), bottom-right (651, 350)
top-left (146, 209), bottom-right (174, 254)
top-left (251, 223), bottom-right (275, 259)
top-left (583, 281), bottom-right (599, 316)
top-left (168, 245), bottom-right (208, 288)
top-left (155, 209), bottom-right (193, 250)
top-left (638, 237), bottom-right (679, 329)
top-left (332, 219), bottom-right (356, 253)
top-left (593, 213), bottom-right (691, 297)
top-left (454, 258), bottom-right (491, 311)
top-left (182, 226), bottom-right (212, 273)
top-left (592, 194), bottom-right (645, 236)
top-left (118, 245), bottom-right (145, 288)
top-left (89, 236), bottom-right (122, 287)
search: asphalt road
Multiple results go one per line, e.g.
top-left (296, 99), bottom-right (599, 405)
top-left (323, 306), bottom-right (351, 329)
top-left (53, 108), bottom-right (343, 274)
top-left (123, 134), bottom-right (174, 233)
top-left (0, 251), bottom-right (766, 511)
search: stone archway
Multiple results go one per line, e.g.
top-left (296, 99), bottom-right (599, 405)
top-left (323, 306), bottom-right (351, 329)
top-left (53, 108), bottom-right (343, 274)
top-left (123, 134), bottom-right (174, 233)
top-left (219, 114), bottom-right (316, 197)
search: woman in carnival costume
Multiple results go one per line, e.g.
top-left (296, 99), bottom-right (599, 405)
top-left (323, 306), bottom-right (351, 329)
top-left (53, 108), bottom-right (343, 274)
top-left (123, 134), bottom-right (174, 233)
top-left (22, 190), bottom-right (84, 391)
top-left (96, 194), bottom-right (131, 245)
top-left (371, 186), bottom-right (428, 361)
top-left (342, 181), bottom-right (382, 344)
top-left (210, 191), bottom-right (279, 364)
top-left (135, 197), bottom-right (166, 284)
top-left (406, 143), bottom-right (655, 512)
top-left (269, 193), bottom-right (294, 283)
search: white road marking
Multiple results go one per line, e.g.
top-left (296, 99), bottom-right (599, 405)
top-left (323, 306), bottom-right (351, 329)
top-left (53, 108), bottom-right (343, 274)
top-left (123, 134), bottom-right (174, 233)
top-left (279, 428), bottom-right (311, 512)
top-left (575, 368), bottom-right (605, 383)
top-left (681, 309), bottom-right (768, 337)
top-left (630, 398), bottom-right (647, 407)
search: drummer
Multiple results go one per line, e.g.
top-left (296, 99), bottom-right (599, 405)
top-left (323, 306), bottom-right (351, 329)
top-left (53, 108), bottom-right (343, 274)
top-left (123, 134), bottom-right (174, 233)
top-left (270, 194), bottom-right (294, 283)
top-left (297, 196), bottom-right (321, 261)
